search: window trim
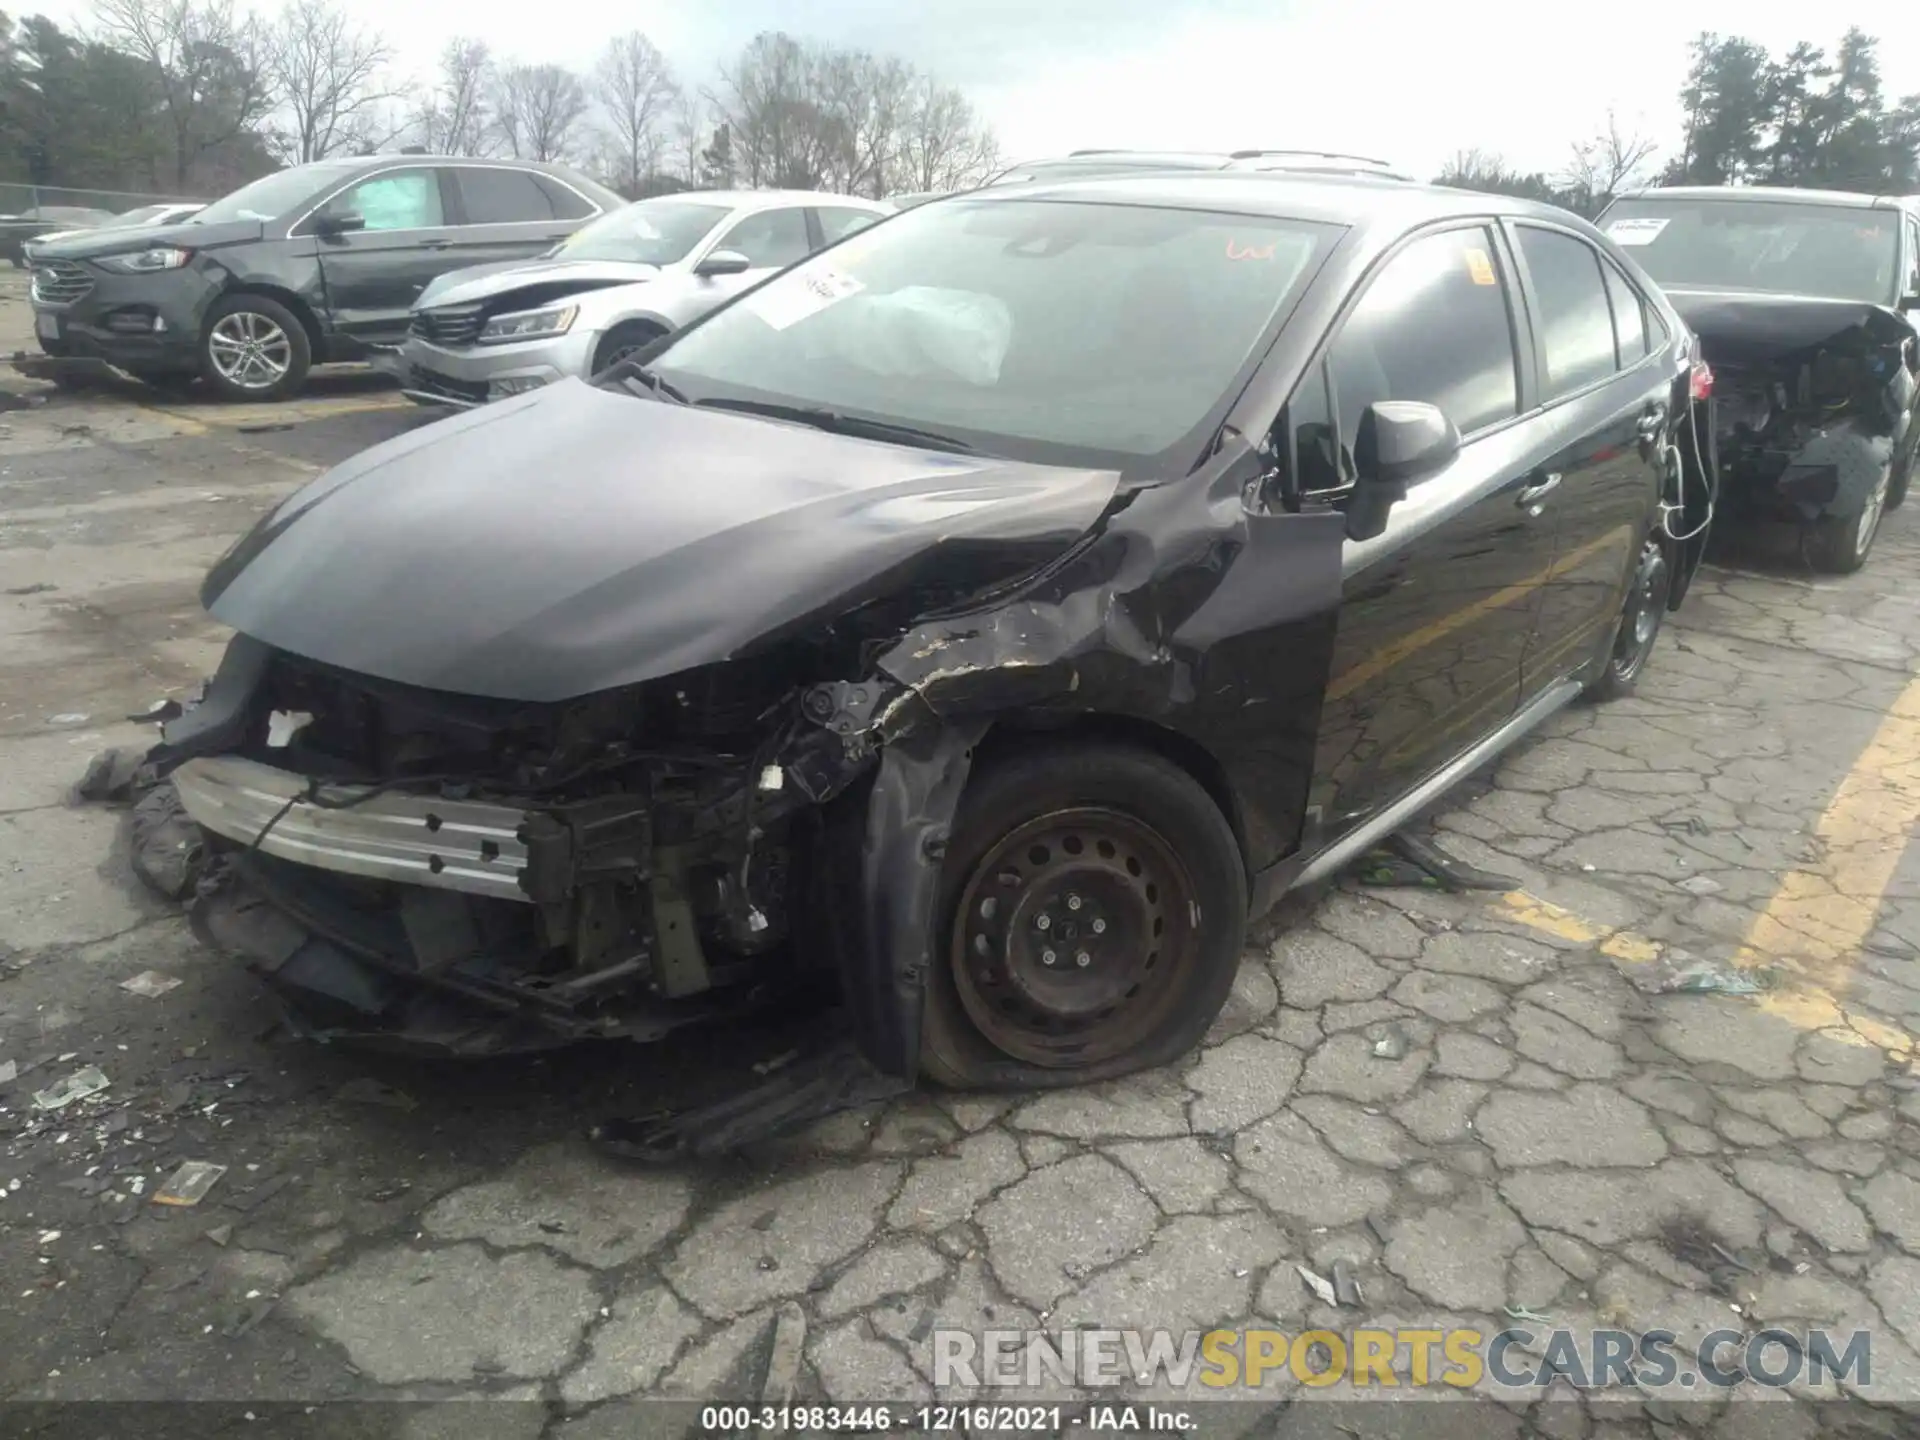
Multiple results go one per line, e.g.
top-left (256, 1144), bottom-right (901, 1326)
top-left (1901, 211), bottom-right (1920, 300)
top-left (1281, 217), bottom-right (1535, 500)
top-left (1503, 217), bottom-right (1653, 409)
top-left (289, 161), bottom-right (606, 239)
top-left (447, 164), bottom-right (560, 226)
top-left (1596, 251), bottom-right (1652, 370)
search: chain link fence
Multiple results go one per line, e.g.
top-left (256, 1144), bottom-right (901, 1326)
top-left (0, 182), bottom-right (205, 217)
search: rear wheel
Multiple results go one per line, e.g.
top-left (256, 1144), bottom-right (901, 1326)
top-left (200, 293), bottom-right (311, 402)
top-left (1806, 455), bottom-right (1891, 574)
top-left (591, 321), bottom-right (667, 376)
top-left (920, 742), bottom-right (1247, 1090)
top-left (1583, 537), bottom-right (1670, 703)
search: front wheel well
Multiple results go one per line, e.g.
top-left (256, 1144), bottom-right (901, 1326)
top-left (592, 319), bottom-right (670, 375)
top-left (213, 282), bottom-right (326, 359)
top-left (968, 713), bottom-right (1250, 879)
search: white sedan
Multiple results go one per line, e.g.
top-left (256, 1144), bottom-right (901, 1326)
top-left (390, 189), bottom-right (894, 408)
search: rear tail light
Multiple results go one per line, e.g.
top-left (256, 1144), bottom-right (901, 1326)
top-left (1689, 359), bottom-right (1714, 400)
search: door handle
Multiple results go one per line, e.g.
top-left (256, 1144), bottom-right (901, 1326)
top-left (422, 238), bottom-right (452, 250)
top-left (1517, 472), bottom-right (1562, 510)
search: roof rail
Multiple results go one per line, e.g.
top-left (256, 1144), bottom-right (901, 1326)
top-left (1230, 149), bottom-right (1393, 167)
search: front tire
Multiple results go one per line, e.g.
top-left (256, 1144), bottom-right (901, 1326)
top-left (1806, 455), bottom-right (1892, 574)
top-left (591, 321), bottom-right (667, 377)
top-left (1584, 536), bottom-right (1671, 703)
top-left (920, 741), bottom-right (1248, 1090)
top-left (199, 294), bottom-right (311, 402)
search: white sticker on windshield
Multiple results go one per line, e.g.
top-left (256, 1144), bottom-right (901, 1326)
top-left (1606, 217), bottom-right (1670, 246)
top-left (750, 267), bottom-right (865, 330)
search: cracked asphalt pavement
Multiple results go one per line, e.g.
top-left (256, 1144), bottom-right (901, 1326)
top-left (6, 272), bottom-right (1920, 1437)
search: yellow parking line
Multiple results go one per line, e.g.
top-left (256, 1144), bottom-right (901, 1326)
top-left (1478, 675), bottom-right (1920, 1058)
top-left (1734, 673), bottom-right (1920, 980)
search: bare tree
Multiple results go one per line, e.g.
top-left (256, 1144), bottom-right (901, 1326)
top-left (712, 32), bottom-right (843, 189)
top-left (664, 91), bottom-right (709, 183)
top-left (1562, 111), bottom-right (1659, 204)
top-left (711, 32), bottom-right (999, 198)
top-left (594, 30), bottom-right (677, 196)
top-left (895, 76), bottom-right (1000, 193)
top-left (264, 0), bottom-right (395, 162)
top-left (815, 49), bottom-right (914, 196)
top-left (411, 36), bottom-right (492, 155)
top-left (91, 0), bottom-right (276, 186)
top-left (494, 62), bottom-right (589, 162)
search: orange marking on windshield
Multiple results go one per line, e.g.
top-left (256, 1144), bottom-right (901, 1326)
top-left (1226, 239), bottom-right (1277, 261)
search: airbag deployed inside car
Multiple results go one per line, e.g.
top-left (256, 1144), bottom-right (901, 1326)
top-left (828, 286), bottom-right (1013, 385)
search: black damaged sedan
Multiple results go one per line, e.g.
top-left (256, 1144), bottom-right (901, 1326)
top-left (1596, 186), bottom-right (1920, 573)
top-left (142, 173), bottom-right (1708, 1113)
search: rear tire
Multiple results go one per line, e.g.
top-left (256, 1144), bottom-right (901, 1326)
top-left (1806, 456), bottom-right (1892, 574)
top-left (591, 321), bottom-right (667, 377)
top-left (1583, 537), bottom-right (1670, 703)
top-left (919, 741), bottom-right (1247, 1090)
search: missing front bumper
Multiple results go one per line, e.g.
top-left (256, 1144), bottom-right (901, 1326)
top-left (172, 755), bottom-right (531, 902)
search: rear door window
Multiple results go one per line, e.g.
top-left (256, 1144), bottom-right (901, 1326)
top-left (1599, 257), bottom-right (1649, 366)
top-left (454, 167), bottom-right (557, 224)
top-left (1328, 225), bottom-right (1520, 451)
top-left (1515, 225), bottom-right (1618, 400)
top-left (816, 207), bottom-right (882, 244)
top-left (713, 207), bottom-right (812, 268)
top-left (536, 175), bottom-right (596, 220)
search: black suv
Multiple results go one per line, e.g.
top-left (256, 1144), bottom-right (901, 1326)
top-left (28, 156), bottom-right (622, 401)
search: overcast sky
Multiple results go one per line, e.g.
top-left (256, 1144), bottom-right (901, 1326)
top-left (23, 0), bottom-right (1920, 181)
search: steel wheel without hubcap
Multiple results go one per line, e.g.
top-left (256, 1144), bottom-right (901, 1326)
top-left (207, 311), bottom-right (293, 392)
top-left (1608, 539), bottom-right (1670, 688)
top-left (951, 806), bottom-right (1201, 1069)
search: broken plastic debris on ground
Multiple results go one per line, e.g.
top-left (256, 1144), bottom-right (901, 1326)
top-left (152, 1160), bottom-right (227, 1207)
top-left (31, 1065), bottom-right (109, 1112)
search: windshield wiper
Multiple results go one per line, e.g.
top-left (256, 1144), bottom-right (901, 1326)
top-left (605, 359), bottom-right (688, 404)
top-left (693, 397), bottom-right (980, 454)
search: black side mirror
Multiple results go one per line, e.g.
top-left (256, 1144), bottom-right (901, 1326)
top-left (694, 248), bottom-right (751, 278)
top-left (1900, 293), bottom-right (1920, 314)
top-left (1345, 400), bottom-right (1460, 541)
top-left (314, 210), bottom-right (366, 238)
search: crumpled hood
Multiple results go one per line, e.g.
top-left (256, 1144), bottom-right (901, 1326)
top-left (1668, 288), bottom-right (1914, 366)
top-left (416, 258), bottom-right (662, 310)
top-left (37, 217), bottom-right (263, 260)
top-left (202, 379), bottom-right (1121, 702)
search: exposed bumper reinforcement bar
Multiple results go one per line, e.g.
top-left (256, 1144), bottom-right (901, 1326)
top-left (171, 755), bottom-right (532, 902)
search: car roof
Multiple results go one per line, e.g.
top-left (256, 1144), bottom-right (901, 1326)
top-left (625, 189), bottom-right (890, 210)
top-left (965, 169), bottom-right (1590, 232)
top-left (992, 150), bottom-right (1412, 182)
top-left (1614, 184), bottom-right (1903, 211)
